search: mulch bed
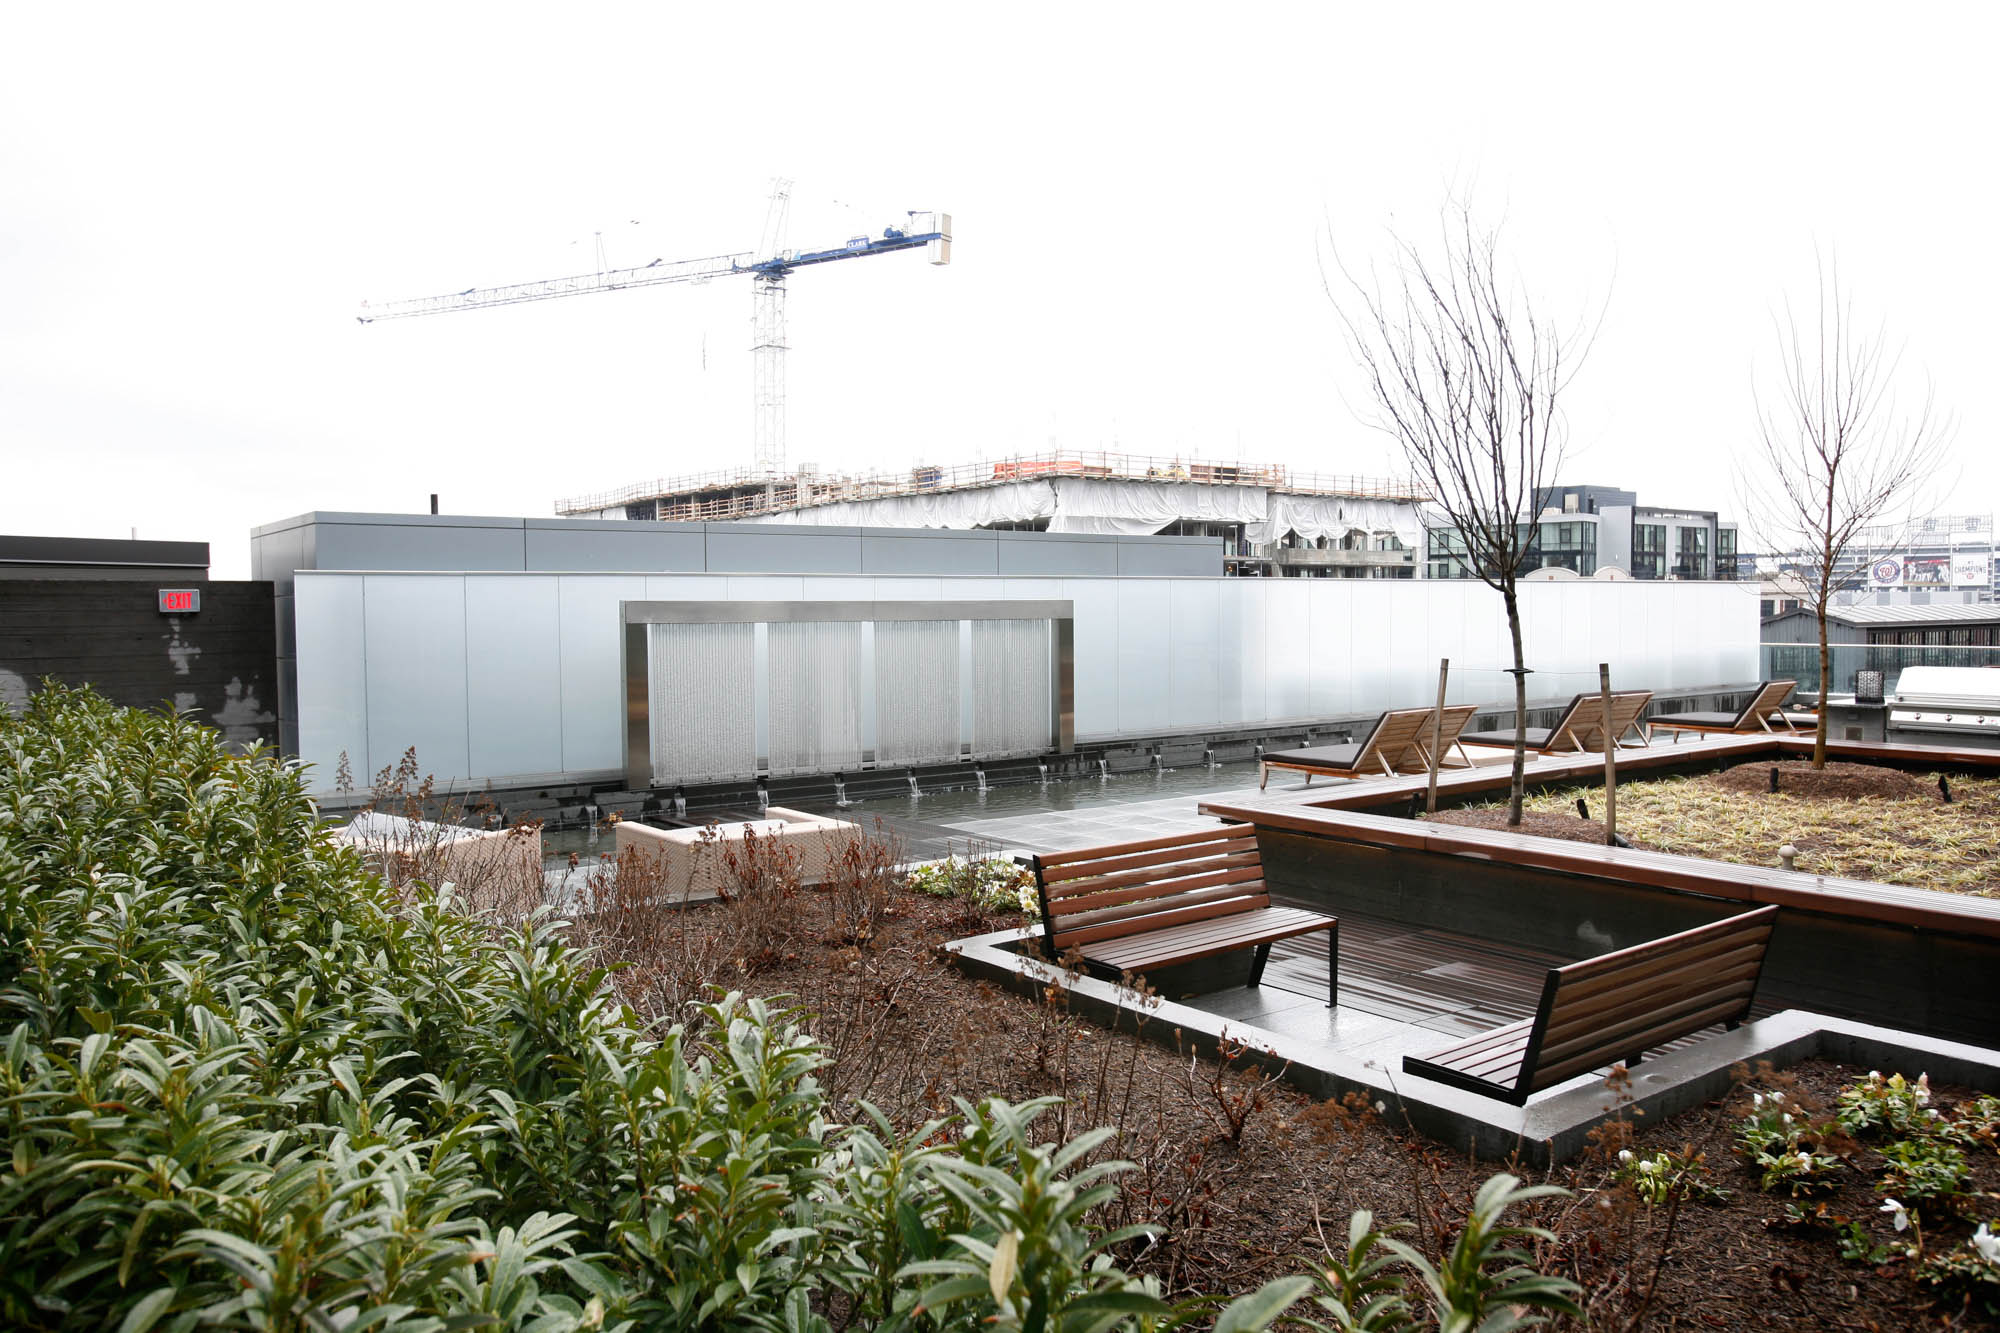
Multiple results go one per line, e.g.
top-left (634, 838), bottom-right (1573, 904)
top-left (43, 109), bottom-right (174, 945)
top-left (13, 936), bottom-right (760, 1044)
top-left (1421, 807), bottom-right (1654, 848)
top-left (1712, 759), bottom-right (1934, 801)
top-left (571, 884), bottom-right (1999, 1327)
top-left (1421, 761), bottom-right (2000, 893)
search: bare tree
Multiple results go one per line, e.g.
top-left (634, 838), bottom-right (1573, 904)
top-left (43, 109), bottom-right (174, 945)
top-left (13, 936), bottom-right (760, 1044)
top-left (1741, 263), bottom-right (1954, 768)
top-left (1330, 203), bottom-right (1586, 824)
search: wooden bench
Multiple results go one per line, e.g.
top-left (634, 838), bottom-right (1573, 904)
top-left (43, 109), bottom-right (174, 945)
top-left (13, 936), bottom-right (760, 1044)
top-left (1031, 825), bottom-right (1339, 1005)
top-left (1402, 905), bottom-right (1779, 1104)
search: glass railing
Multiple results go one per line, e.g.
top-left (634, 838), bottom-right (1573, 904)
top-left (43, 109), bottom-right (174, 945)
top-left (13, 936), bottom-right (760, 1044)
top-left (1759, 641), bottom-right (2000, 697)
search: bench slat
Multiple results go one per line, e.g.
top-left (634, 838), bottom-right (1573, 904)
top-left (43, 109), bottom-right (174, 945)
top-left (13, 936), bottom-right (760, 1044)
top-left (1040, 836), bottom-right (1256, 888)
top-left (1083, 907), bottom-right (1336, 971)
top-left (1548, 936), bottom-right (1772, 1011)
top-left (1531, 996), bottom-right (1757, 1089)
top-left (1045, 850), bottom-right (1262, 900)
top-left (1051, 880), bottom-right (1269, 942)
top-left (1036, 826), bottom-right (1254, 870)
top-left (1541, 952), bottom-right (1766, 1047)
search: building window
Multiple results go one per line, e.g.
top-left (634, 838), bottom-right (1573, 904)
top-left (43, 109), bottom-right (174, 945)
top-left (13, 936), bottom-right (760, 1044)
top-left (1674, 526), bottom-right (1709, 579)
top-left (1632, 523), bottom-right (1666, 579)
top-left (1716, 528), bottom-right (1738, 580)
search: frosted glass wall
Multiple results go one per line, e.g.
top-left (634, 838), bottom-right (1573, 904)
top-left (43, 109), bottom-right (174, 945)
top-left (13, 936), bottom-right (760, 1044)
top-left (973, 618), bottom-right (1053, 755)
top-left (874, 620), bottom-right (963, 766)
top-left (768, 621), bottom-right (864, 774)
top-left (294, 572), bottom-right (1760, 793)
top-left (648, 623), bottom-right (755, 784)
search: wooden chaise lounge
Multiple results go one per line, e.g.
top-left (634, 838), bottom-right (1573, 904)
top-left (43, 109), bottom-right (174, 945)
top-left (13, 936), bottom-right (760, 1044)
top-left (1031, 824), bottom-right (1339, 1005)
top-left (1258, 705), bottom-right (1475, 790)
top-left (1403, 905), bottom-right (1779, 1104)
top-left (1655, 680), bottom-right (1805, 741)
top-left (1462, 690), bottom-right (1654, 754)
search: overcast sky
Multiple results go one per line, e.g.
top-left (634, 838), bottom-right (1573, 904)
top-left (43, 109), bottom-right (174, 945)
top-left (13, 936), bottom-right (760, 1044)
top-left (4, 3), bottom-right (1993, 579)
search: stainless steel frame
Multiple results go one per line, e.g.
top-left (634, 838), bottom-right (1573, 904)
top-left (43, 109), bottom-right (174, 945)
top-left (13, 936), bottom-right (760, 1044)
top-left (623, 599), bottom-right (1076, 788)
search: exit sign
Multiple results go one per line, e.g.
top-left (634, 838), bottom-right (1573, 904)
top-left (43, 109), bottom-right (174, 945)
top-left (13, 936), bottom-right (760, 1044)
top-left (158, 588), bottom-right (201, 614)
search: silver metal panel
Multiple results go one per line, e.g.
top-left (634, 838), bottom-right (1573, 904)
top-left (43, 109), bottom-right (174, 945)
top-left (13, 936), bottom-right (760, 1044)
top-left (294, 575), bottom-right (368, 788)
top-left (465, 576), bottom-right (564, 780)
top-left (526, 525), bottom-right (707, 572)
top-left (622, 599), bottom-right (1073, 625)
top-left (1114, 581), bottom-right (1171, 735)
top-left (361, 575), bottom-right (470, 783)
top-left (860, 621), bottom-right (878, 763)
top-left (559, 575), bottom-right (647, 774)
top-left (1167, 579), bottom-right (1221, 729)
top-left (753, 622), bottom-right (770, 771)
top-left (958, 618), bottom-right (974, 755)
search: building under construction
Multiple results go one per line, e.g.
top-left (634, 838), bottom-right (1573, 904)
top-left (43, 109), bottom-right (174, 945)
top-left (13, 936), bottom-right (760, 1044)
top-left (555, 452), bottom-right (1430, 578)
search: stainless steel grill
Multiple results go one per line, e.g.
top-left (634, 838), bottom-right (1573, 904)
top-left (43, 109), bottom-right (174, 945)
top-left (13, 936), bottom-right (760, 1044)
top-left (1887, 666), bottom-right (2000, 747)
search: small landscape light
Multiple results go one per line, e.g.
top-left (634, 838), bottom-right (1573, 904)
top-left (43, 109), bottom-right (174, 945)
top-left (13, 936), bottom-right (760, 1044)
top-left (1778, 843), bottom-right (1798, 871)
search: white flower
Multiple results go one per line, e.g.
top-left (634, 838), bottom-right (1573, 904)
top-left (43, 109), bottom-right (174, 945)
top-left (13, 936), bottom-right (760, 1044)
top-left (1618, 1149), bottom-right (1634, 1164)
top-left (1373, 1101), bottom-right (1387, 1115)
top-left (1795, 1152), bottom-right (1812, 1170)
top-left (1770, 1091), bottom-right (1784, 1105)
top-left (1868, 1070), bottom-right (1882, 1081)
top-left (1782, 1113), bottom-right (1793, 1125)
top-left (1881, 1199), bottom-right (1909, 1232)
top-left (1915, 1074), bottom-right (1931, 1106)
top-left (1972, 1224), bottom-right (2000, 1266)
top-left (1752, 1093), bottom-right (1764, 1109)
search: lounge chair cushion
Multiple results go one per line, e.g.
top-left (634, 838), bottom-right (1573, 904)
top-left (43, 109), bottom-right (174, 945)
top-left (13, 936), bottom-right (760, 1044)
top-left (1663, 711), bottom-right (1738, 728)
top-left (1264, 742), bottom-right (1364, 769)
top-left (1467, 727), bottom-right (1557, 748)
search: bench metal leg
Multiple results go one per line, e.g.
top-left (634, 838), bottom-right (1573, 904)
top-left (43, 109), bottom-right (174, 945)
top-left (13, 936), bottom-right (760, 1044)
top-left (1328, 922), bottom-right (1339, 1007)
top-left (1247, 942), bottom-right (1271, 988)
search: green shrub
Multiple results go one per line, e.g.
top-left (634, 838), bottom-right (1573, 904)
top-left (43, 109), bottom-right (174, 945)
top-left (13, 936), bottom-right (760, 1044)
top-left (0, 688), bottom-right (1573, 1332)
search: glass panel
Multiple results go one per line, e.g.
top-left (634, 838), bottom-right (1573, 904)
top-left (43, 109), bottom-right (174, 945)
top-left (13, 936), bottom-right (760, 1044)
top-left (648, 622), bottom-right (755, 784)
top-left (875, 619), bottom-right (961, 765)
top-left (1762, 640), bottom-right (2000, 697)
top-left (972, 619), bottom-right (1052, 755)
top-left (768, 621), bottom-right (863, 775)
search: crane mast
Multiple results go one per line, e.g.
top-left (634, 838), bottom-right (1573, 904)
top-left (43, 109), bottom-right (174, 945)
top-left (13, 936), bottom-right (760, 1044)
top-left (358, 190), bottom-right (950, 477)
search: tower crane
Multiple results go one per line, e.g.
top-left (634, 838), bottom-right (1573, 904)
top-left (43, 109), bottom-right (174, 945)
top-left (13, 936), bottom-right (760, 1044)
top-left (358, 182), bottom-right (951, 475)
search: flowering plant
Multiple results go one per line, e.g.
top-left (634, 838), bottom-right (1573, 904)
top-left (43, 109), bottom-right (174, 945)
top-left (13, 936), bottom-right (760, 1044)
top-left (1837, 1070), bottom-right (1936, 1138)
top-left (1614, 1146), bottom-right (1729, 1205)
top-left (905, 855), bottom-right (1040, 917)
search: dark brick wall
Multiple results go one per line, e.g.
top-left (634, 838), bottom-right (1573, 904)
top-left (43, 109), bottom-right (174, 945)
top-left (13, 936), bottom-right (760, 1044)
top-left (0, 580), bottom-right (278, 751)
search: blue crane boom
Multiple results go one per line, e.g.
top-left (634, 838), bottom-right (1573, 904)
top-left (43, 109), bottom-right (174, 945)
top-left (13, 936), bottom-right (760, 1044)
top-left (354, 220), bottom-right (947, 322)
top-left (357, 204), bottom-right (951, 476)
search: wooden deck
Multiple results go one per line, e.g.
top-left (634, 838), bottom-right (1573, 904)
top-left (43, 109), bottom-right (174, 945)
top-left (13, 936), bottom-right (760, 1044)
top-left (1241, 902), bottom-right (1774, 1046)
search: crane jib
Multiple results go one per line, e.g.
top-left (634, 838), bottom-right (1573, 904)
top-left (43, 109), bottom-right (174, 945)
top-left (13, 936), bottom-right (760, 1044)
top-left (738, 230), bottom-right (942, 278)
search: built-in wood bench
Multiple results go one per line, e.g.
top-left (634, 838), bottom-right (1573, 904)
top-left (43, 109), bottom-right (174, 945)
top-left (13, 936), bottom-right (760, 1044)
top-left (1031, 825), bottom-right (1339, 1005)
top-left (1403, 905), bottom-right (1779, 1104)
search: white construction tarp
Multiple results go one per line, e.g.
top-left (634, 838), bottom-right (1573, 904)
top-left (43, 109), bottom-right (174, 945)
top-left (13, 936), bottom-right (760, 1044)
top-left (740, 475), bottom-right (1424, 548)
top-left (1247, 495), bottom-right (1425, 550)
top-left (1043, 480), bottom-right (1268, 535)
top-left (743, 480), bottom-right (1057, 529)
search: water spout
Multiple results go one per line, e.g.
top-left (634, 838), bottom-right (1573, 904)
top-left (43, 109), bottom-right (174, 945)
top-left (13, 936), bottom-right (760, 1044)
top-left (907, 773), bottom-right (922, 797)
top-left (833, 774), bottom-right (849, 806)
top-left (1097, 758), bottom-right (1109, 779)
top-left (755, 781), bottom-right (769, 813)
top-left (974, 766), bottom-right (988, 793)
top-left (672, 787), bottom-right (687, 819)
top-left (1036, 763), bottom-right (1049, 784)
top-left (1205, 747), bottom-right (1217, 769)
